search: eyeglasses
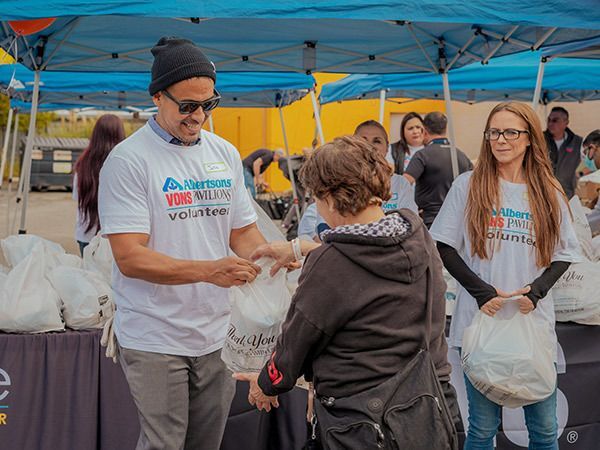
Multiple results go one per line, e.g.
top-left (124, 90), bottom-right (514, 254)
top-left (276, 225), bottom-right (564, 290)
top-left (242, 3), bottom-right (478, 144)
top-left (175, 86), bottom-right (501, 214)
top-left (161, 89), bottom-right (221, 115)
top-left (484, 129), bottom-right (529, 141)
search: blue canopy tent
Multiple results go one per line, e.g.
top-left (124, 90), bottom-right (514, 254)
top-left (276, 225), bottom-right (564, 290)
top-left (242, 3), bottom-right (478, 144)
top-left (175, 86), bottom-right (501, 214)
top-left (319, 51), bottom-right (600, 107)
top-left (1, 65), bottom-right (315, 109)
top-left (0, 66), bottom-right (315, 230)
top-left (542, 35), bottom-right (600, 60)
top-left (526, 36), bottom-right (600, 107)
top-left (1, 1), bottom-right (599, 232)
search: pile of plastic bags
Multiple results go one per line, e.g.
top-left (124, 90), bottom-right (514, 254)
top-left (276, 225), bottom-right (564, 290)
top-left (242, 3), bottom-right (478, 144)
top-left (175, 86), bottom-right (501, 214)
top-left (551, 196), bottom-right (600, 325)
top-left (0, 234), bottom-right (114, 333)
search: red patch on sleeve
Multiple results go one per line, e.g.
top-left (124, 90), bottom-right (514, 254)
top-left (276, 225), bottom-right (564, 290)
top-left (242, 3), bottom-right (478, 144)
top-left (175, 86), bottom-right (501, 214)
top-left (267, 352), bottom-right (284, 385)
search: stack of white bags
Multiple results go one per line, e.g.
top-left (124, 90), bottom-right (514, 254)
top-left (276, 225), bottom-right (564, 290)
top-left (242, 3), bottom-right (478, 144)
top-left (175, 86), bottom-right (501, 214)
top-left (551, 196), bottom-right (600, 325)
top-left (0, 234), bottom-right (114, 333)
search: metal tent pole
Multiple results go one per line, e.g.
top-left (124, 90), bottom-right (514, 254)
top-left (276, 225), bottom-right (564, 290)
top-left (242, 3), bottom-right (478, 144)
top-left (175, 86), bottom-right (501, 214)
top-left (208, 114), bottom-right (214, 133)
top-left (0, 106), bottom-right (14, 188)
top-left (532, 58), bottom-right (546, 110)
top-left (5, 111), bottom-right (19, 235)
top-left (442, 72), bottom-right (459, 179)
top-left (309, 89), bottom-right (325, 145)
top-left (378, 89), bottom-right (386, 124)
top-left (278, 107), bottom-right (301, 221)
top-left (18, 70), bottom-right (41, 234)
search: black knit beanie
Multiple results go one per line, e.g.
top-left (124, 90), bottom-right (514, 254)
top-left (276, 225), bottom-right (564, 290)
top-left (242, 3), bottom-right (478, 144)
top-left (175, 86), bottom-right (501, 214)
top-left (148, 37), bottom-right (216, 95)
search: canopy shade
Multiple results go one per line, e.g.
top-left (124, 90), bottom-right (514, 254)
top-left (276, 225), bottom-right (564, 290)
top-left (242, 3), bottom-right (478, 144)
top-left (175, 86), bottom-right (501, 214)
top-left (1, 0), bottom-right (598, 28)
top-left (1, 4), bottom-right (598, 74)
top-left (542, 35), bottom-right (600, 60)
top-left (1, 65), bottom-right (316, 109)
top-left (319, 51), bottom-right (600, 104)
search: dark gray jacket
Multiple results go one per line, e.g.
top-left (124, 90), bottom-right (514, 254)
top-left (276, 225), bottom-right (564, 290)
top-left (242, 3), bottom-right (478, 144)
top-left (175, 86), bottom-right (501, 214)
top-left (544, 128), bottom-right (582, 198)
top-left (257, 210), bottom-right (451, 398)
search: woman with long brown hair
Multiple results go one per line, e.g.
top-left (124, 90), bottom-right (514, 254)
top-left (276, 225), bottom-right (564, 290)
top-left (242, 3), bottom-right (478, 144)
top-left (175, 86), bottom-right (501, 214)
top-left (73, 114), bottom-right (125, 255)
top-left (390, 112), bottom-right (424, 174)
top-left (430, 102), bottom-right (581, 449)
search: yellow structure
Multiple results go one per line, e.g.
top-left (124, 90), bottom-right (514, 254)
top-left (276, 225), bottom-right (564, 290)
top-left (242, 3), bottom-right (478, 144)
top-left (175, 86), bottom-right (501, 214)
top-left (0, 48), bottom-right (15, 64)
top-left (207, 73), bottom-right (444, 192)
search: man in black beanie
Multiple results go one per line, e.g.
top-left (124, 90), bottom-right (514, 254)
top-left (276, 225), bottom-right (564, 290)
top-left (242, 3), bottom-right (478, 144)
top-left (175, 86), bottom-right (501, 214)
top-left (98, 36), bottom-right (270, 450)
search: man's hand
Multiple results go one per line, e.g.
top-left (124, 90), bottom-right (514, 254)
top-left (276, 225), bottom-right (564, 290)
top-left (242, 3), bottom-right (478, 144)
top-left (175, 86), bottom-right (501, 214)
top-left (208, 256), bottom-right (261, 288)
top-left (233, 372), bottom-right (279, 412)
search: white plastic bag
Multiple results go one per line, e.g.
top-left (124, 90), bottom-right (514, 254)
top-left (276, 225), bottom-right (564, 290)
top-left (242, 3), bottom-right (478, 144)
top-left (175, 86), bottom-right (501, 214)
top-left (251, 196), bottom-right (301, 295)
top-left (1, 234), bottom-right (66, 268)
top-left (461, 311), bottom-right (556, 408)
top-left (251, 197), bottom-right (286, 242)
top-left (47, 266), bottom-right (114, 330)
top-left (552, 261), bottom-right (600, 325)
top-left (569, 196), bottom-right (595, 261)
top-left (83, 234), bottom-right (114, 283)
top-left (0, 243), bottom-right (64, 333)
top-left (221, 257), bottom-right (292, 372)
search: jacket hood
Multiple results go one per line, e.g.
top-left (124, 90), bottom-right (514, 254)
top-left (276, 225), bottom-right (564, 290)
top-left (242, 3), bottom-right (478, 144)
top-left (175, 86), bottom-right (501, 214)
top-left (322, 209), bottom-right (432, 284)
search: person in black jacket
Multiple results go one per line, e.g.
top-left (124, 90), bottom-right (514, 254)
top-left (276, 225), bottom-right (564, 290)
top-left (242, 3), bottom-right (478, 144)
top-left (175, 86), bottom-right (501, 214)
top-left (543, 106), bottom-right (583, 198)
top-left (234, 135), bottom-right (460, 447)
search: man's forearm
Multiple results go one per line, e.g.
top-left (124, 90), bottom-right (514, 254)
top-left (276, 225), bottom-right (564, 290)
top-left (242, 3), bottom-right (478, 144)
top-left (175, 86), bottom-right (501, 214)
top-left (231, 223), bottom-right (267, 260)
top-left (112, 244), bottom-right (216, 285)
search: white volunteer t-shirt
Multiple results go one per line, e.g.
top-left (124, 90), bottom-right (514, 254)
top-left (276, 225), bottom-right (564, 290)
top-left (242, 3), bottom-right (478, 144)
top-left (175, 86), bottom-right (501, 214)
top-left (383, 174), bottom-right (418, 213)
top-left (72, 173), bottom-right (98, 243)
top-left (430, 171), bottom-right (582, 352)
top-left (98, 124), bottom-right (257, 357)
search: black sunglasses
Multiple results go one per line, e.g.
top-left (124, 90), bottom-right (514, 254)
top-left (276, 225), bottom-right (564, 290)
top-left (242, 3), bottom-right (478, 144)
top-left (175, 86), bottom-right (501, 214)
top-left (162, 89), bottom-right (221, 115)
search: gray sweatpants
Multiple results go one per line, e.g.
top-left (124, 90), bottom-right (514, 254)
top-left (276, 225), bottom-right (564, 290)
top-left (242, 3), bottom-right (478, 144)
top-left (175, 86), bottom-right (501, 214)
top-left (118, 345), bottom-right (236, 450)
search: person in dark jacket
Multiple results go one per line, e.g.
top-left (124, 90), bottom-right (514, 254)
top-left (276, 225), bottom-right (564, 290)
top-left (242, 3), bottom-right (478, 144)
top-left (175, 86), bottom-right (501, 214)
top-left (544, 106), bottom-right (583, 198)
top-left (234, 135), bottom-right (460, 446)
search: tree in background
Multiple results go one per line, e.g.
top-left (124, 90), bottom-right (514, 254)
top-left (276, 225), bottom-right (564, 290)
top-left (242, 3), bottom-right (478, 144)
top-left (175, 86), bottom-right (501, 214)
top-left (0, 94), bottom-right (57, 135)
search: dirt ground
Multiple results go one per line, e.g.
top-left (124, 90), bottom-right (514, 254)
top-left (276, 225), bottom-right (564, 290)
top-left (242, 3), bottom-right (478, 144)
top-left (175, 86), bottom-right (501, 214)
top-left (0, 190), bottom-right (79, 266)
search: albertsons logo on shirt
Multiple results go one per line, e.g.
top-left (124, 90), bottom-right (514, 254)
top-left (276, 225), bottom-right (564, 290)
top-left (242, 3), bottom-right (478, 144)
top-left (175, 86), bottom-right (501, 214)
top-left (162, 176), bottom-right (233, 221)
top-left (488, 207), bottom-right (535, 247)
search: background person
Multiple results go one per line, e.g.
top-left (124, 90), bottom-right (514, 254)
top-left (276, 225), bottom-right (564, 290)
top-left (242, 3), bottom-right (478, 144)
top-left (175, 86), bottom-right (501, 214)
top-left (98, 37), bottom-right (266, 450)
top-left (242, 148), bottom-right (284, 197)
top-left (354, 120), bottom-right (418, 213)
top-left (298, 120), bottom-right (419, 241)
top-left (582, 130), bottom-right (600, 234)
top-left (235, 136), bottom-right (459, 448)
top-left (430, 102), bottom-right (581, 450)
top-left (404, 111), bottom-right (473, 228)
top-left (390, 112), bottom-right (425, 174)
top-left (544, 106), bottom-right (583, 199)
top-left (73, 114), bottom-right (125, 256)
